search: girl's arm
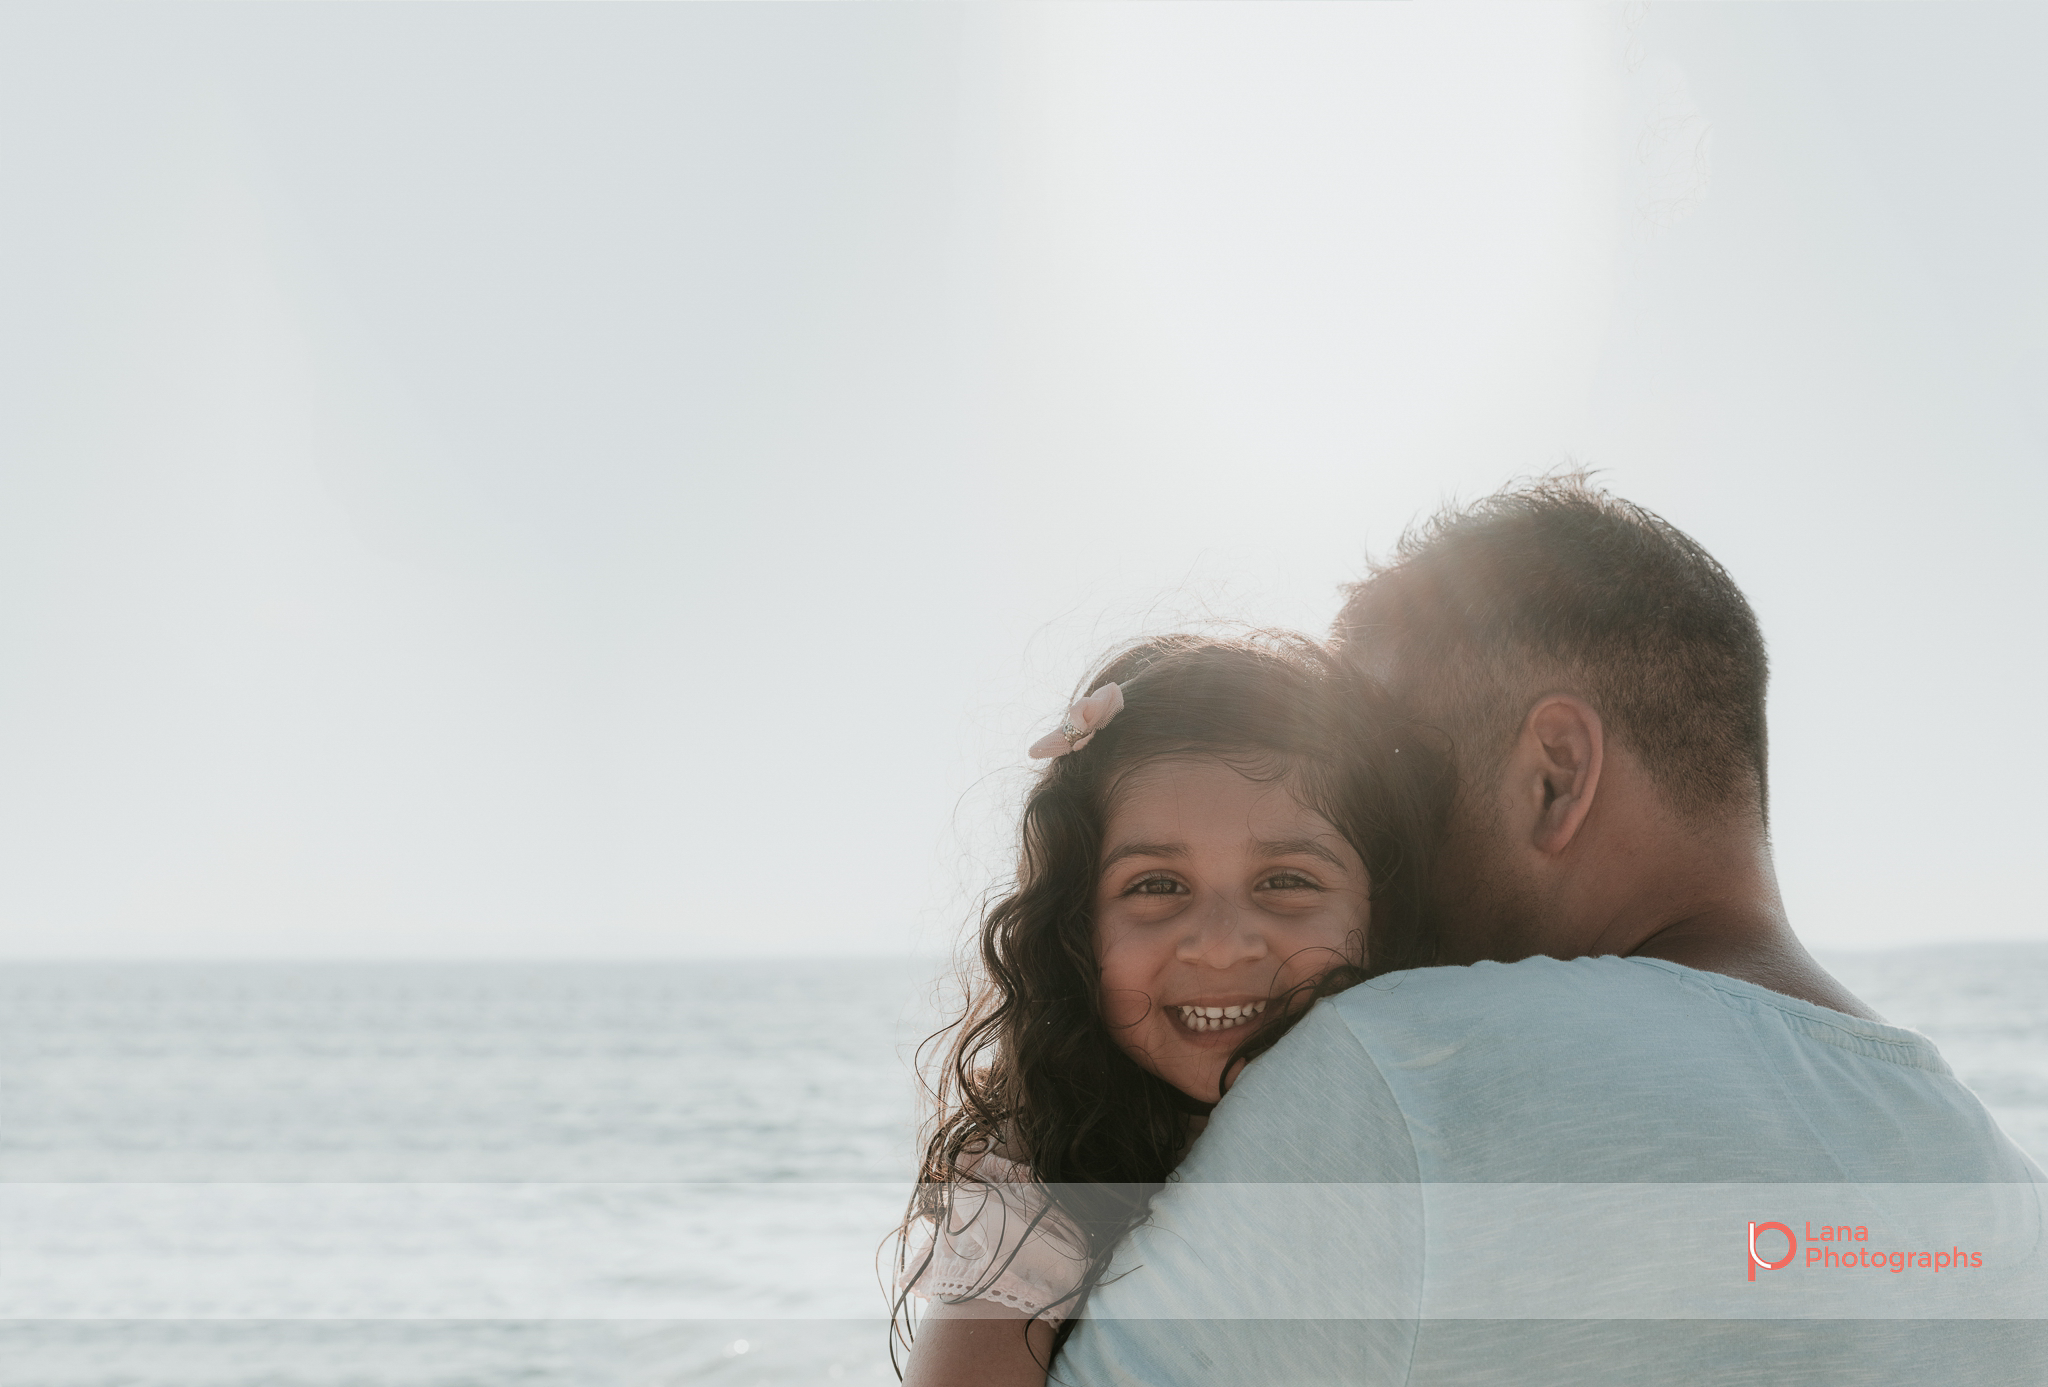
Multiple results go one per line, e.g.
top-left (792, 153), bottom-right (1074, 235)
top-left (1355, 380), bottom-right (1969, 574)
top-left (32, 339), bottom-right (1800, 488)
top-left (900, 1299), bottom-right (1057, 1387)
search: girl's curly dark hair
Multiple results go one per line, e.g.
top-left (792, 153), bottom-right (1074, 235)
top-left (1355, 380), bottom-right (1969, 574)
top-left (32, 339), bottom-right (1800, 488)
top-left (889, 631), bottom-right (1450, 1369)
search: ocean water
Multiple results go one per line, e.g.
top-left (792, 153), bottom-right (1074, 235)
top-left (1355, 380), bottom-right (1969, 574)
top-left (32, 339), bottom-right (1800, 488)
top-left (0, 960), bottom-right (938, 1386)
top-left (0, 947), bottom-right (2042, 1386)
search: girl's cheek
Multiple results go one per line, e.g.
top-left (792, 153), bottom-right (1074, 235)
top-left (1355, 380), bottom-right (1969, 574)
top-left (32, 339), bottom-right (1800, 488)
top-left (1099, 986), bottom-right (1153, 1034)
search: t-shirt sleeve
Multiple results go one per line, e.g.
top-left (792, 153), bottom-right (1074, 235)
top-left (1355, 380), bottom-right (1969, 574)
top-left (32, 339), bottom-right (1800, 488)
top-left (1053, 999), bottom-right (1423, 1386)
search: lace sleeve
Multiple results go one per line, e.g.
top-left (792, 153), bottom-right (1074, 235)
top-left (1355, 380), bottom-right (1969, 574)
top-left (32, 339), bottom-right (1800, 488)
top-left (899, 1154), bottom-right (1092, 1327)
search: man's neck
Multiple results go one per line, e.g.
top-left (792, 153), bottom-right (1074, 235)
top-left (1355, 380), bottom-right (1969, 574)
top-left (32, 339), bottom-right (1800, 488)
top-left (1563, 815), bottom-right (1882, 1022)
top-left (1626, 910), bottom-right (1882, 1022)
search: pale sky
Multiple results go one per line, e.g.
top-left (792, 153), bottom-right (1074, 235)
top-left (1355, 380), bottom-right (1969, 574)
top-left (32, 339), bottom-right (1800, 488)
top-left (0, 3), bottom-right (2041, 959)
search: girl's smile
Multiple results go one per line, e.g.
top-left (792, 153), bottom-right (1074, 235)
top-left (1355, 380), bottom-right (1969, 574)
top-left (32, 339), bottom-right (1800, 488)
top-left (1170, 998), bottom-right (1269, 1034)
top-left (1093, 756), bottom-right (1371, 1102)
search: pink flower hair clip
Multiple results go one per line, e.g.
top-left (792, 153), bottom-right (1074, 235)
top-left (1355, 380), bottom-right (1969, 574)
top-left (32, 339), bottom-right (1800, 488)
top-left (1028, 683), bottom-right (1125, 760)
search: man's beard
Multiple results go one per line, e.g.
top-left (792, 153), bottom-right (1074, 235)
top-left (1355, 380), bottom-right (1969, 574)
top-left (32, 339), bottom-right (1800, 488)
top-left (1423, 790), bottom-right (1547, 965)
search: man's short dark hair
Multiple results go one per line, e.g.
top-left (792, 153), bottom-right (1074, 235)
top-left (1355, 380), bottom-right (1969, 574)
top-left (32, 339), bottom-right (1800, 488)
top-left (1333, 473), bottom-right (1770, 822)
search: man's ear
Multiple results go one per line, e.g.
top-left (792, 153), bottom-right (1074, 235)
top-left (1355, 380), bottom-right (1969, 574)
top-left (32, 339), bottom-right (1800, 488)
top-left (1519, 695), bottom-right (1604, 856)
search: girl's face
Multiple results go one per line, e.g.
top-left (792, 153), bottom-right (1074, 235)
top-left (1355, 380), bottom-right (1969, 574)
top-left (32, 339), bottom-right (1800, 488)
top-left (1092, 756), bottom-right (1370, 1103)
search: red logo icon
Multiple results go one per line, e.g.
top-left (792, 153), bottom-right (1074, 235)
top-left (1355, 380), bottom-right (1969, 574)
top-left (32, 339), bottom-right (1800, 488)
top-left (1747, 1221), bottom-right (1796, 1281)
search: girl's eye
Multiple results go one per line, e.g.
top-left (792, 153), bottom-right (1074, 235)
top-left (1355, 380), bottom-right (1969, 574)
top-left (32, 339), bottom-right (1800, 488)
top-left (1129, 876), bottom-right (1186, 896)
top-left (1260, 872), bottom-right (1319, 891)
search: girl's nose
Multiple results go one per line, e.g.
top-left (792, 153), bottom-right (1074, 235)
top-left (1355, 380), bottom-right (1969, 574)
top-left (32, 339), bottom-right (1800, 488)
top-left (1174, 899), bottom-right (1270, 968)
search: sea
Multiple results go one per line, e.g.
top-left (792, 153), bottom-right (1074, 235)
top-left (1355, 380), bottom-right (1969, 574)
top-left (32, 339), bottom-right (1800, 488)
top-left (0, 946), bottom-right (2043, 1386)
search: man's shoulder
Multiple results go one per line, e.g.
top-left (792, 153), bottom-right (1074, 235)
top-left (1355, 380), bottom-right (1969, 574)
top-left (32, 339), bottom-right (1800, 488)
top-left (1331, 951), bottom-right (1730, 1015)
top-left (1241, 954), bottom-right (2025, 1183)
top-left (1307, 951), bottom-right (1963, 1103)
top-left (1310, 954), bottom-right (1699, 1059)
top-left (1322, 952), bottom-right (1944, 1070)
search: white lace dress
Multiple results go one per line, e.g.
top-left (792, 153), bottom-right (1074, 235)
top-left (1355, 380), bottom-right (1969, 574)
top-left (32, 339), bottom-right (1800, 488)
top-left (899, 1152), bottom-right (1093, 1327)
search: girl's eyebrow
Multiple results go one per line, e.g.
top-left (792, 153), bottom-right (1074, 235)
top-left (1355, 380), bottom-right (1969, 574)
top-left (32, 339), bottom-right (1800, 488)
top-left (1100, 838), bottom-right (1345, 871)
top-left (1255, 837), bottom-right (1347, 869)
top-left (1100, 841), bottom-right (1187, 870)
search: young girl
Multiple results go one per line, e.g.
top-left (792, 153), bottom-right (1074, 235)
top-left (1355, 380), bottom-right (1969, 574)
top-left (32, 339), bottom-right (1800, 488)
top-left (892, 632), bottom-right (1445, 1386)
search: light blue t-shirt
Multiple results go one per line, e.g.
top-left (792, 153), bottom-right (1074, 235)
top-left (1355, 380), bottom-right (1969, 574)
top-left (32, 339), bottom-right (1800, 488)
top-left (1056, 955), bottom-right (2048, 1385)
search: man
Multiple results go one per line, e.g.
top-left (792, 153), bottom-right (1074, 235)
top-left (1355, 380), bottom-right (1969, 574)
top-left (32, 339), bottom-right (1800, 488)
top-left (1055, 476), bottom-right (2046, 1383)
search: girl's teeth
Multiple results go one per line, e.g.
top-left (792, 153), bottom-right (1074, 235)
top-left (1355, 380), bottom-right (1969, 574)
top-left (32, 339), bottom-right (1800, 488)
top-left (1176, 1000), bottom-right (1266, 1032)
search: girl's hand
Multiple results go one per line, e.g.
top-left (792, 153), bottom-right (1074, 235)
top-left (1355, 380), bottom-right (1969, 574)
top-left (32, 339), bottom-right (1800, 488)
top-left (900, 1299), bottom-right (1057, 1387)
